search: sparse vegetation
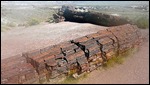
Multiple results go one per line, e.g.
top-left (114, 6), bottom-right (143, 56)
top-left (90, 5), bottom-right (149, 29)
top-left (103, 56), bottom-right (125, 68)
top-left (46, 17), bottom-right (55, 23)
top-left (27, 18), bottom-right (40, 26)
top-left (1, 2), bottom-right (149, 32)
top-left (60, 75), bottom-right (78, 84)
top-left (59, 73), bottom-right (88, 84)
top-left (1, 5), bottom-right (57, 32)
top-left (6, 22), bottom-right (16, 27)
top-left (134, 17), bottom-right (149, 29)
top-left (1, 25), bottom-right (10, 32)
top-left (103, 47), bottom-right (138, 69)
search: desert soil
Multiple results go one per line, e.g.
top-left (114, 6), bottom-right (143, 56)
top-left (1, 22), bottom-right (149, 84)
top-left (78, 29), bottom-right (149, 84)
top-left (1, 22), bottom-right (107, 59)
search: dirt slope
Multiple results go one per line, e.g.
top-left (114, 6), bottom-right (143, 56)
top-left (1, 22), bottom-right (107, 59)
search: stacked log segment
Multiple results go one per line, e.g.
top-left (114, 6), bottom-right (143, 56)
top-left (1, 24), bottom-right (141, 84)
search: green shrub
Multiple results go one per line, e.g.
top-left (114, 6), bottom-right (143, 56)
top-left (134, 17), bottom-right (149, 29)
top-left (103, 56), bottom-right (125, 69)
top-left (6, 22), bottom-right (16, 27)
top-left (103, 47), bottom-right (138, 69)
top-left (27, 18), bottom-right (40, 26)
top-left (46, 17), bottom-right (55, 23)
top-left (1, 22), bottom-right (16, 32)
top-left (1, 25), bottom-right (10, 32)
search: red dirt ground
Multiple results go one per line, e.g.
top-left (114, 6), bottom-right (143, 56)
top-left (1, 22), bottom-right (107, 59)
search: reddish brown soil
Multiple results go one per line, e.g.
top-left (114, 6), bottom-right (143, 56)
top-left (1, 22), bottom-right (107, 59)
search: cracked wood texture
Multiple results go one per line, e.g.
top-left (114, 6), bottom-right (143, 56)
top-left (1, 24), bottom-right (141, 84)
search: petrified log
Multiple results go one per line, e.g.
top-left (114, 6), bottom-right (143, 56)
top-left (1, 24), bottom-right (141, 84)
top-left (57, 5), bottom-right (129, 26)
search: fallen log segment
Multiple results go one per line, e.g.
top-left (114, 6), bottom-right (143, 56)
top-left (56, 5), bottom-right (129, 26)
top-left (1, 24), bottom-right (141, 84)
